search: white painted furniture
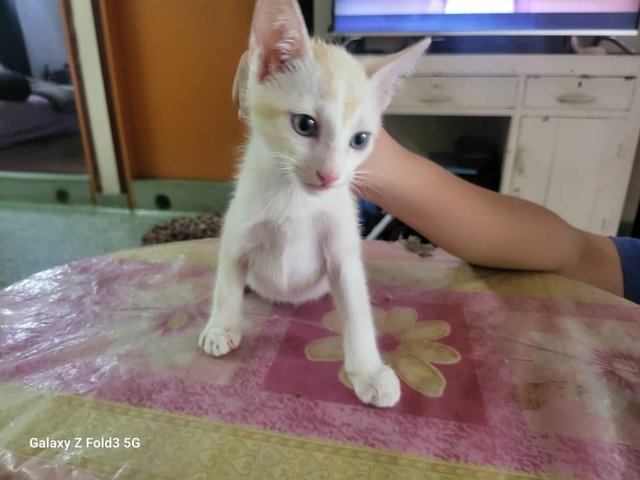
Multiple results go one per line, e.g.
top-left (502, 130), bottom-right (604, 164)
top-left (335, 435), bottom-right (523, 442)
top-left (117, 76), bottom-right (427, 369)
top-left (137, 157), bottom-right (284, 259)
top-left (380, 54), bottom-right (640, 236)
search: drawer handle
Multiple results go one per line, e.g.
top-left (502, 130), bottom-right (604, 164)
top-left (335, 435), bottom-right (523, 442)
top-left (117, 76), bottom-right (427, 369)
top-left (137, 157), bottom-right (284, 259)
top-left (515, 147), bottom-right (525, 175)
top-left (556, 93), bottom-right (596, 105)
top-left (420, 96), bottom-right (453, 104)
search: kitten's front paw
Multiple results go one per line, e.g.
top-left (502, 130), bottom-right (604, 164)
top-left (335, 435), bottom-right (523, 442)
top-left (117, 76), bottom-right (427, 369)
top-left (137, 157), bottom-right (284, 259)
top-left (349, 365), bottom-right (401, 408)
top-left (198, 324), bottom-right (242, 357)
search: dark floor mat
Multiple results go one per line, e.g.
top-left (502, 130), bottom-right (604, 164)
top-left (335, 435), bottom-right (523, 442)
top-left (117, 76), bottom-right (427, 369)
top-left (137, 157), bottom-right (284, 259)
top-left (141, 213), bottom-right (223, 246)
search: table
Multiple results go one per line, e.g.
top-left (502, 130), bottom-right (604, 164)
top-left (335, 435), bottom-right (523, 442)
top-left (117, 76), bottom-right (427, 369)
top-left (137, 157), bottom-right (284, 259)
top-left (1, 239), bottom-right (639, 479)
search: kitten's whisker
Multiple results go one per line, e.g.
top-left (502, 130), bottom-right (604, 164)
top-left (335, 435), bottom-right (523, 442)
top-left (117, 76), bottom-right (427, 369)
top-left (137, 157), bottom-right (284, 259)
top-left (271, 152), bottom-right (303, 180)
top-left (353, 170), bottom-right (380, 183)
top-left (275, 160), bottom-right (297, 176)
top-left (351, 175), bottom-right (385, 200)
top-left (354, 170), bottom-right (378, 184)
top-left (351, 183), bottom-right (364, 198)
top-left (353, 171), bottom-right (374, 180)
top-left (271, 151), bottom-right (300, 165)
top-left (350, 178), bottom-right (371, 199)
top-left (276, 163), bottom-right (295, 172)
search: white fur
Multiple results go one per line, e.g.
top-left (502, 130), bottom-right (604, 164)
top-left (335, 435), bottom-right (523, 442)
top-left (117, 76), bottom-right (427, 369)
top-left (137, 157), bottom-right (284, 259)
top-left (199, 0), bottom-right (429, 408)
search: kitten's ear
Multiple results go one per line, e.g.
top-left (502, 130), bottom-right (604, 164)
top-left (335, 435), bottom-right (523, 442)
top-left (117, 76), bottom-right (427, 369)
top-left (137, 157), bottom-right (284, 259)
top-left (232, 51), bottom-right (250, 119)
top-left (366, 38), bottom-right (431, 110)
top-left (250, 0), bottom-right (311, 82)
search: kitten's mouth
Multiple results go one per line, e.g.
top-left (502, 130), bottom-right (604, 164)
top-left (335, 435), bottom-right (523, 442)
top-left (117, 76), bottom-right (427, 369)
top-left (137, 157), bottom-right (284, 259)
top-left (302, 182), bottom-right (340, 192)
top-left (303, 182), bottom-right (328, 191)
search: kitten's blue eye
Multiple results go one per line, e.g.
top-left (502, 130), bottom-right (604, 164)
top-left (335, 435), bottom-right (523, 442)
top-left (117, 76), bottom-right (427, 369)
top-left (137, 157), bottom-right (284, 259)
top-left (291, 114), bottom-right (318, 137)
top-left (350, 132), bottom-right (370, 150)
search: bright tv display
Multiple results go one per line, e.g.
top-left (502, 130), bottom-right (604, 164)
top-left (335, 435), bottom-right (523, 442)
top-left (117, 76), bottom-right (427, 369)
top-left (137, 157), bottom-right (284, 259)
top-left (333, 0), bottom-right (640, 35)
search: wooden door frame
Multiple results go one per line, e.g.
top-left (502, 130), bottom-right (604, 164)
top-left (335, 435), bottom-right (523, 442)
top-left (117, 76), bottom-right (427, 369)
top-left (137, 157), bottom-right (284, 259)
top-left (94, 0), bottom-right (137, 206)
top-left (59, 0), bottom-right (130, 204)
top-left (59, 0), bottom-right (98, 201)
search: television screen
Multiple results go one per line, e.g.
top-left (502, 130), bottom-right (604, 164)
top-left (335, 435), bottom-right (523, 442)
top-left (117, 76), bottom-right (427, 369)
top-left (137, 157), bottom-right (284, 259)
top-left (333, 0), bottom-right (640, 35)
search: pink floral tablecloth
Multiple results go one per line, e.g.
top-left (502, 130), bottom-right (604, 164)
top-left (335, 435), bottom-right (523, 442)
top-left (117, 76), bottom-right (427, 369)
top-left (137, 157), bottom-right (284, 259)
top-left (0, 239), bottom-right (639, 479)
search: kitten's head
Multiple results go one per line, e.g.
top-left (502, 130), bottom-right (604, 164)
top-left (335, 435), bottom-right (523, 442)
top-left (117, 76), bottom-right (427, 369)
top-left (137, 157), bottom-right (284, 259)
top-left (243, 0), bottom-right (429, 193)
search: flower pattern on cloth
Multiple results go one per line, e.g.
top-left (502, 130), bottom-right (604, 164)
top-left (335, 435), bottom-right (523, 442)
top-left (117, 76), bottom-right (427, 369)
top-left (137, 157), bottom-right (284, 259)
top-left (305, 307), bottom-right (461, 397)
top-left (152, 297), bottom-right (210, 336)
top-left (91, 262), bottom-right (215, 372)
top-left (522, 319), bottom-right (640, 418)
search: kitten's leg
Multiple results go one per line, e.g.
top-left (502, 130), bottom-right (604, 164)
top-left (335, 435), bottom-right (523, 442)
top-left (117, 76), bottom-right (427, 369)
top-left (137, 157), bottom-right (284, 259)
top-left (199, 248), bottom-right (247, 357)
top-left (327, 254), bottom-right (401, 408)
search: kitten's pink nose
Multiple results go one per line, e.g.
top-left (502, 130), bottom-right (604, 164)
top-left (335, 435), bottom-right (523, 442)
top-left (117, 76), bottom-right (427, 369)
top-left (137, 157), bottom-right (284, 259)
top-left (316, 170), bottom-right (339, 187)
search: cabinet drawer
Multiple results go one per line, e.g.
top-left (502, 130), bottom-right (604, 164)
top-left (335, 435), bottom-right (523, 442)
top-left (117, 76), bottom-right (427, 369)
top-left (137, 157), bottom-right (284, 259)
top-left (390, 76), bottom-right (518, 111)
top-left (523, 76), bottom-right (635, 111)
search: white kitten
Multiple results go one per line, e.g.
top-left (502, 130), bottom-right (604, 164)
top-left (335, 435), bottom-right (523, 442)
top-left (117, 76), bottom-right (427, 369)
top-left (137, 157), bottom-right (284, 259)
top-left (199, 0), bottom-right (429, 408)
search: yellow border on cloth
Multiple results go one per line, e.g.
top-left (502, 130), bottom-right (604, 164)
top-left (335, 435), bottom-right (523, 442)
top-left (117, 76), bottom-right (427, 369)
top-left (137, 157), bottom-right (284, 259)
top-left (0, 383), bottom-right (564, 480)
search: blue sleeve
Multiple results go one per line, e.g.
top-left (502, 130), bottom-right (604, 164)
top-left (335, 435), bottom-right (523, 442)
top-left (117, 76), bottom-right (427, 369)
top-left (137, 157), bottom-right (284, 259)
top-left (611, 237), bottom-right (640, 304)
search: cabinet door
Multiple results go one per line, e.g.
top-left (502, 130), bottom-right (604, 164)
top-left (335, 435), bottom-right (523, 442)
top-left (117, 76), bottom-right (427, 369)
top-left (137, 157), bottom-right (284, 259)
top-left (510, 117), bottom-right (556, 205)
top-left (511, 117), bottom-right (634, 235)
top-left (585, 121), bottom-right (637, 235)
top-left (98, 0), bottom-right (253, 182)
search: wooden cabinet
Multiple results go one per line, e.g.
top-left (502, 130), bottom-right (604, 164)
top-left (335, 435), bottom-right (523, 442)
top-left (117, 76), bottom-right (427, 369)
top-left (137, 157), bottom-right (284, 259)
top-left (380, 55), bottom-right (640, 235)
top-left (98, 0), bottom-right (253, 186)
top-left (389, 76), bottom-right (518, 112)
top-left (511, 117), bottom-right (635, 234)
top-left (523, 76), bottom-right (636, 111)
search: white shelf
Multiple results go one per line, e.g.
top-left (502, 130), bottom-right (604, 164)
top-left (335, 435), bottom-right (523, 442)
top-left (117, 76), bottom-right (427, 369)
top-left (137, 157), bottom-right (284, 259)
top-left (367, 53), bottom-right (640, 235)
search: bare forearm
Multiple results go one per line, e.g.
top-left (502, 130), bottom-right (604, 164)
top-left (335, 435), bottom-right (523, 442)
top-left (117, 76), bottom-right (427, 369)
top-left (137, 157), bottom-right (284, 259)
top-left (360, 130), bottom-right (585, 273)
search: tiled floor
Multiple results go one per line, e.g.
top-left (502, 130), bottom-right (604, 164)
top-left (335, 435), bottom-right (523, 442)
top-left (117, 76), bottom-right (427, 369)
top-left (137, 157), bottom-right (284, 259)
top-left (0, 202), bottom-right (186, 289)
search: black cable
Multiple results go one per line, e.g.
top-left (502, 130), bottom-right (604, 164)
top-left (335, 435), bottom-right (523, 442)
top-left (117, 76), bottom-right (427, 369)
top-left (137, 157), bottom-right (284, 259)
top-left (591, 36), bottom-right (636, 55)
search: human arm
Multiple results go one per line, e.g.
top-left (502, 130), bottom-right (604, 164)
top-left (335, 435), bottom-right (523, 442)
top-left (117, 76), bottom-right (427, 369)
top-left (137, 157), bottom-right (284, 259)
top-left (358, 129), bottom-right (624, 297)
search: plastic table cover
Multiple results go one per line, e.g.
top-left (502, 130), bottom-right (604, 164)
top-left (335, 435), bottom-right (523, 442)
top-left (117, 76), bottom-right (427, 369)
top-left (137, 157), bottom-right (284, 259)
top-left (1, 239), bottom-right (639, 479)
